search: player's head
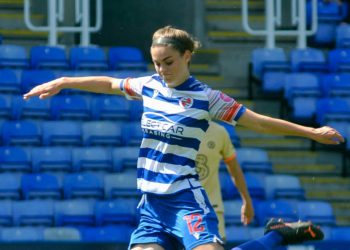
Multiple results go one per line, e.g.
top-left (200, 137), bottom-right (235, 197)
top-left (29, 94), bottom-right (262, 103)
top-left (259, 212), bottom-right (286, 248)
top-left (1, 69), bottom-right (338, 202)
top-left (150, 26), bottom-right (201, 88)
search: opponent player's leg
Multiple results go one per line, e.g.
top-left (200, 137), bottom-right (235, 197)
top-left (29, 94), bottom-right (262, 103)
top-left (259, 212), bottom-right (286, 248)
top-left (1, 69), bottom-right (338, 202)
top-left (131, 243), bottom-right (165, 250)
top-left (231, 218), bottom-right (324, 250)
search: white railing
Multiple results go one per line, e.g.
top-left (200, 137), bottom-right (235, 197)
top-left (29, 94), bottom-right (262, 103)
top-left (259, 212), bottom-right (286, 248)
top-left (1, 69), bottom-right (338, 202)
top-left (242, 0), bottom-right (318, 49)
top-left (24, 0), bottom-right (103, 46)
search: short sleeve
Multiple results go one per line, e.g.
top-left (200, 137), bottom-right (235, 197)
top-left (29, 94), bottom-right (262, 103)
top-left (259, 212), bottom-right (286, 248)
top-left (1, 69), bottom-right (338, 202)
top-left (120, 76), bottom-right (151, 100)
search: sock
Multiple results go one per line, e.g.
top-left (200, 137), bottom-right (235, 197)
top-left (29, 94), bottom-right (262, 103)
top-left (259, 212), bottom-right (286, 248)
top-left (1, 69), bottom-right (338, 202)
top-left (231, 231), bottom-right (284, 250)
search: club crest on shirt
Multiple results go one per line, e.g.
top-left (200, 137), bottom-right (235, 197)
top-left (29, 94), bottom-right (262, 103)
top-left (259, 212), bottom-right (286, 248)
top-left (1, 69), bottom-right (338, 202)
top-left (207, 140), bottom-right (215, 149)
top-left (179, 97), bottom-right (194, 108)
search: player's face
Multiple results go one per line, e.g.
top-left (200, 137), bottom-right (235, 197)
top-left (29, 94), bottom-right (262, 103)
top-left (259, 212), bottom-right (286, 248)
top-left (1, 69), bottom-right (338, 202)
top-left (151, 45), bottom-right (191, 88)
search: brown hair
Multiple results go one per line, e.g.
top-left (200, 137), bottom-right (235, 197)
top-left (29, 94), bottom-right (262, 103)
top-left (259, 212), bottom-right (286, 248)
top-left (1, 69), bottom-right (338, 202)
top-left (151, 26), bottom-right (201, 55)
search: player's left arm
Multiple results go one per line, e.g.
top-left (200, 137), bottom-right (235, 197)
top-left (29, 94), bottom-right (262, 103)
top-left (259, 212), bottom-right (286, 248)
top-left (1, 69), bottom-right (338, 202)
top-left (237, 108), bottom-right (344, 145)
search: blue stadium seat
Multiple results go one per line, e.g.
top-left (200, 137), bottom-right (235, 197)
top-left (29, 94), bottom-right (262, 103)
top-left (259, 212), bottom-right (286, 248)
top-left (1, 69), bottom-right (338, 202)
top-left (316, 97), bottom-right (350, 125)
top-left (311, 22), bottom-right (337, 46)
top-left (290, 96), bottom-right (317, 124)
top-left (50, 95), bottom-right (91, 120)
top-left (264, 174), bottom-right (305, 200)
top-left (0, 44), bottom-right (28, 68)
top-left (21, 173), bottom-right (61, 200)
top-left (41, 121), bottom-right (82, 146)
top-left (104, 171), bottom-right (139, 199)
top-left (331, 226), bottom-right (350, 241)
top-left (82, 121), bottom-right (123, 146)
top-left (0, 94), bottom-right (12, 119)
top-left (235, 147), bottom-right (273, 174)
top-left (255, 200), bottom-right (299, 226)
top-left (13, 200), bottom-right (55, 226)
top-left (0, 146), bottom-right (31, 172)
top-left (112, 146), bottom-right (139, 172)
top-left (215, 120), bottom-right (241, 147)
top-left (69, 46), bottom-right (108, 70)
top-left (219, 171), bottom-right (239, 200)
top-left (283, 73), bottom-right (321, 106)
top-left (308, 0), bottom-right (348, 22)
top-left (261, 72), bottom-right (286, 95)
top-left (244, 173), bottom-right (266, 200)
top-left (223, 200), bottom-right (244, 226)
top-left (328, 48), bottom-right (350, 73)
top-left (321, 73), bottom-right (350, 97)
top-left (72, 147), bottom-right (113, 172)
top-left (0, 69), bottom-right (21, 93)
top-left (129, 100), bottom-right (143, 121)
top-left (336, 23), bottom-right (350, 48)
top-left (225, 225), bottom-right (252, 243)
top-left (251, 48), bottom-right (290, 80)
top-left (30, 45), bottom-right (69, 69)
top-left (31, 147), bottom-right (72, 172)
top-left (108, 46), bottom-right (147, 71)
top-left (122, 121), bottom-right (143, 146)
top-left (297, 200), bottom-right (336, 226)
top-left (43, 227), bottom-right (81, 241)
top-left (2, 120), bottom-right (41, 146)
top-left (80, 225), bottom-right (134, 243)
top-left (0, 200), bottom-right (13, 226)
top-left (0, 173), bottom-right (21, 200)
top-left (95, 198), bottom-right (139, 226)
top-left (63, 173), bottom-right (104, 199)
top-left (91, 95), bottom-right (131, 121)
top-left (55, 199), bottom-right (95, 226)
top-left (21, 69), bottom-right (56, 93)
top-left (11, 95), bottom-right (51, 120)
top-left (0, 227), bottom-right (44, 241)
top-left (290, 48), bottom-right (327, 73)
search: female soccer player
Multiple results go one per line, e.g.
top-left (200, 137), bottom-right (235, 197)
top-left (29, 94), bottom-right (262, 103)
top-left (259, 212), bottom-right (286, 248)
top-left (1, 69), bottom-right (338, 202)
top-left (24, 26), bottom-right (342, 250)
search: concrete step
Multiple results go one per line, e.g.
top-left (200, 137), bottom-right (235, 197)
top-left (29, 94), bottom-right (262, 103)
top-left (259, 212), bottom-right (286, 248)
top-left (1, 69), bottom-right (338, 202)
top-left (205, 0), bottom-right (264, 12)
top-left (0, 13), bottom-right (44, 29)
top-left (240, 137), bottom-right (311, 150)
top-left (0, 0), bottom-right (23, 9)
top-left (206, 14), bottom-right (265, 31)
top-left (0, 28), bottom-right (49, 43)
top-left (305, 190), bottom-right (350, 202)
top-left (273, 163), bottom-right (338, 176)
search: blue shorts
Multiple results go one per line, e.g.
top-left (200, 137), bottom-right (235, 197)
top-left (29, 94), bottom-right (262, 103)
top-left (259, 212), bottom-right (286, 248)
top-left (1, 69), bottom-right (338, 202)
top-left (129, 187), bottom-right (223, 250)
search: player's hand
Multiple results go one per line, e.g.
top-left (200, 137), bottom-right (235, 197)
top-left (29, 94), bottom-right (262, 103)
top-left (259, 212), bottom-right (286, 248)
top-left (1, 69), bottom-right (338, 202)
top-left (241, 202), bottom-right (254, 226)
top-left (312, 126), bottom-right (345, 145)
top-left (23, 78), bottom-right (62, 100)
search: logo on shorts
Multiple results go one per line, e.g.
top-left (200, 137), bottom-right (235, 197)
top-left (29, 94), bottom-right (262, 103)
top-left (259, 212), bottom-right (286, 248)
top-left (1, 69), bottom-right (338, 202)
top-left (183, 213), bottom-right (205, 238)
top-left (179, 97), bottom-right (193, 108)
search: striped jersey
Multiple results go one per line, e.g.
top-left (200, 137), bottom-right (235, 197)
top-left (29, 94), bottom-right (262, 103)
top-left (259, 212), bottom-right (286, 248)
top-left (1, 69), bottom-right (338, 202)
top-left (120, 74), bottom-right (246, 195)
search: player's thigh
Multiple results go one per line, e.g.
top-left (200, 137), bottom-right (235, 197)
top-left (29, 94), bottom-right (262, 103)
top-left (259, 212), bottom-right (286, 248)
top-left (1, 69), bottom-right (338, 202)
top-left (131, 243), bottom-right (165, 250)
top-left (192, 242), bottom-right (224, 250)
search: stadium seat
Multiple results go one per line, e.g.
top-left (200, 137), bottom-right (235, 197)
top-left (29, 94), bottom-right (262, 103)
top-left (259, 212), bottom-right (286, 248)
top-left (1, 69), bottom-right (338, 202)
top-left (261, 72), bottom-right (286, 95)
top-left (223, 200), bottom-right (244, 226)
top-left (91, 95), bottom-right (131, 121)
top-left (0, 94), bottom-right (12, 119)
top-left (95, 198), bottom-right (139, 226)
top-left (225, 225), bottom-right (252, 243)
top-left (290, 48), bottom-right (327, 73)
top-left (69, 46), bottom-right (108, 70)
top-left (43, 227), bottom-right (81, 241)
top-left (219, 171), bottom-right (239, 200)
top-left (79, 225), bottom-right (134, 243)
top-left (41, 120), bottom-right (82, 146)
top-left (13, 200), bottom-right (55, 226)
top-left (21, 173), bottom-right (61, 200)
top-left (112, 146), bottom-right (139, 172)
top-left (0, 200), bottom-right (13, 226)
top-left (21, 69), bottom-right (56, 93)
top-left (129, 100), bottom-right (143, 121)
top-left (250, 48), bottom-right (290, 80)
top-left (235, 147), bottom-right (273, 174)
top-left (0, 173), bottom-right (21, 200)
top-left (11, 95), bottom-right (51, 120)
top-left (297, 200), bottom-right (336, 226)
top-left (310, 22), bottom-right (336, 46)
top-left (0, 227), bottom-right (44, 241)
top-left (63, 172), bottom-right (104, 199)
top-left (255, 200), bottom-right (299, 226)
top-left (31, 147), bottom-right (72, 172)
top-left (316, 97), bottom-right (350, 125)
top-left (54, 199), bottom-right (96, 226)
top-left (290, 96), bottom-right (317, 124)
top-left (2, 120), bottom-right (41, 146)
top-left (108, 46), bottom-right (148, 71)
top-left (0, 69), bottom-right (21, 93)
top-left (309, 0), bottom-right (348, 22)
top-left (72, 147), bottom-right (113, 172)
top-left (50, 95), bottom-right (91, 120)
top-left (82, 121), bottom-right (123, 146)
top-left (30, 45), bottom-right (69, 69)
top-left (331, 226), bottom-right (350, 241)
top-left (122, 121), bottom-right (143, 146)
top-left (328, 48), bottom-right (350, 73)
top-left (336, 23), bottom-right (350, 48)
top-left (104, 171), bottom-right (139, 199)
top-left (264, 174), bottom-right (305, 200)
top-left (321, 73), bottom-right (350, 97)
top-left (0, 146), bottom-right (31, 172)
top-left (0, 44), bottom-right (28, 68)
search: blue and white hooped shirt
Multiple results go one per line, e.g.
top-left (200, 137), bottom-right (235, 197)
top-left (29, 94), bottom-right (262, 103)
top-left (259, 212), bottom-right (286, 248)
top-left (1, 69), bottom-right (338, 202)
top-left (120, 74), bottom-right (246, 195)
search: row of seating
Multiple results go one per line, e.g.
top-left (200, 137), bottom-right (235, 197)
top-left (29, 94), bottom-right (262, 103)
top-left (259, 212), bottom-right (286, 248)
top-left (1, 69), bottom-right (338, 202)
top-left (0, 45), bottom-right (148, 71)
top-left (0, 198), bottom-right (335, 228)
top-left (0, 94), bottom-right (143, 121)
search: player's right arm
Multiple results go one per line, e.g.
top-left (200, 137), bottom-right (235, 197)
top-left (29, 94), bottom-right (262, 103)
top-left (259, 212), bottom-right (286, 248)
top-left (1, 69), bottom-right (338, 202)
top-left (23, 76), bottom-right (123, 100)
